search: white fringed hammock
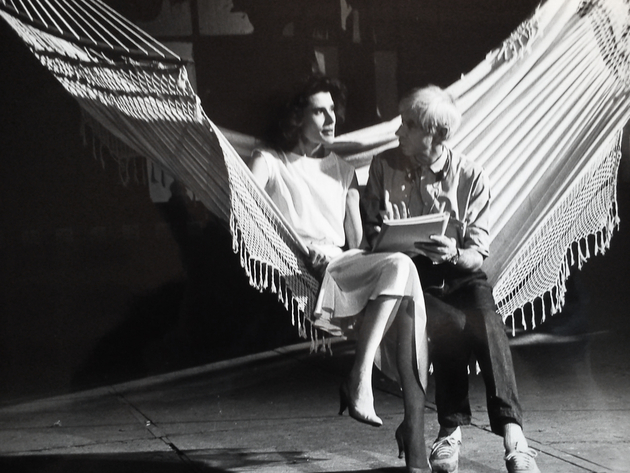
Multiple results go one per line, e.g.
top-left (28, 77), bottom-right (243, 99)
top-left (2, 0), bottom-right (629, 338)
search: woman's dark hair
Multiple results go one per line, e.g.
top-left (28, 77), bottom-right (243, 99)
top-left (269, 74), bottom-right (347, 151)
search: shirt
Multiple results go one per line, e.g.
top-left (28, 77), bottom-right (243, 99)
top-left (361, 146), bottom-right (491, 257)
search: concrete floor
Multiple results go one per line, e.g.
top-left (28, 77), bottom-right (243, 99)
top-left (0, 325), bottom-right (628, 473)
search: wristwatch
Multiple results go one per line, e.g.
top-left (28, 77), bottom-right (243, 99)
top-left (447, 247), bottom-right (460, 266)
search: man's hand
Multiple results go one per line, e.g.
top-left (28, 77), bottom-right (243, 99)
top-left (381, 190), bottom-right (409, 221)
top-left (378, 192), bottom-right (428, 256)
top-left (414, 235), bottom-right (458, 265)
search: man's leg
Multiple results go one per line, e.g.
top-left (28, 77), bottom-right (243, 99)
top-left (453, 283), bottom-right (540, 473)
top-left (425, 293), bottom-right (471, 428)
top-left (425, 293), bottom-right (469, 473)
top-left (456, 283), bottom-right (522, 434)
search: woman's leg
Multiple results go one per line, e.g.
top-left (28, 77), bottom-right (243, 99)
top-left (396, 299), bottom-right (429, 472)
top-left (344, 295), bottom-right (402, 424)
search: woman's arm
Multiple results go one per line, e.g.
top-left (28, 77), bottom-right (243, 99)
top-left (250, 149), bottom-right (331, 277)
top-left (248, 150), bottom-right (270, 188)
top-left (344, 173), bottom-right (363, 249)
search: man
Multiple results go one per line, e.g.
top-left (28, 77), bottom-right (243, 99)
top-left (361, 85), bottom-right (540, 473)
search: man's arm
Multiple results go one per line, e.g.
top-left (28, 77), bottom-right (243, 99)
top-left (361, 154), bottom-right (432, 256)
top-left (360, 155), bottom-right (385, 249)
top-left (344, 173), bottom-right (363, 249)
top-left (415, 164), bottom-right (489, 270)
top-left (416, 235), bottom-right (484, 270)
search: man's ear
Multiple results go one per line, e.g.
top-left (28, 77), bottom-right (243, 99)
top-left (432, 126), bottom-right (449, 146)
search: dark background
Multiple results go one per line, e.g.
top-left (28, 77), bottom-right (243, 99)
top-left (1, 0), bottom-right (626, 405)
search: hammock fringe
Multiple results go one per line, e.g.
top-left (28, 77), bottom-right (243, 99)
top-left (81, 108), bottom-right (148, 186)
top-left (495, 7), bottom-right (540, 63)
top-left (497, 130), bottom-right (623, 331)
top-left (229, 211), bottom-right (331, 352)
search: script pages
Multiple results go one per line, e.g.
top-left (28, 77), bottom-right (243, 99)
top-left (372, 212), bottom-right (450, 253)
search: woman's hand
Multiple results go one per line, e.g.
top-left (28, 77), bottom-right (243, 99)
top-left (308, 246), bottom-right (331, 279)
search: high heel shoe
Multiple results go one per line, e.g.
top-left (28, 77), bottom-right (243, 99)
top-left (395, 421), bottom-right (430, 472)
top-left (338, 382), bottom-right (383, 427)
top-left (395, 422), bottom-right (405, 459)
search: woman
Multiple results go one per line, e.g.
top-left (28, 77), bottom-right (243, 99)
top-left (248, 75), bottom-right (430, 472)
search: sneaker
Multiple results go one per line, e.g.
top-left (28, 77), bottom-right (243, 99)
top-left (505, 448), bottom-right (541, 473)
top-left (429, 427), bottom-right (461, 473)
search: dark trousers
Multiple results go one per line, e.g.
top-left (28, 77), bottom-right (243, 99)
top-left (414, 257), bottom-right (523, 436)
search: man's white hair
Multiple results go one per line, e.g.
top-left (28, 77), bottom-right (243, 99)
top-left (399, 85), bottom-right (461, 141)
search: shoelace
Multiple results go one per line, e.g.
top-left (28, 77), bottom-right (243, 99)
top-left (505, 448), bottom-right (538, 469)
top-left (431, 436), bottom-right (460, 459)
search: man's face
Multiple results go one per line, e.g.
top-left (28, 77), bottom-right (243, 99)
top-left (301, 91), bottom-right (336, 147)
top-left (396, 109), bottom-right (434, 163)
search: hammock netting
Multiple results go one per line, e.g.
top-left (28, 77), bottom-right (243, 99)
top-left (2, 0), bottom-right (629, 338)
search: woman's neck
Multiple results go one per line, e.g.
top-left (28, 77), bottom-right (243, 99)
top-left (293, 139), bottom-right (326, 158)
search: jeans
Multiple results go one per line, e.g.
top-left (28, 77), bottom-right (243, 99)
top-left (414, 257), bottom-right (523, 436)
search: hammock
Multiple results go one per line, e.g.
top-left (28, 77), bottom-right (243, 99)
top-left (1, 0), bottom-right (629, 339)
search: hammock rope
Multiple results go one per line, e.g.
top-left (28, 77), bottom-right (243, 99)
top-left (0, 0), bottom-right (183, 60)
top-left (1, 0), bottom-right (629, 338)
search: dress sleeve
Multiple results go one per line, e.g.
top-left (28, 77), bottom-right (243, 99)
top-left (252, 148), bottom-right (278, 190)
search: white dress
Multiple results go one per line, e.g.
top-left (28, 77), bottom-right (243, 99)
top-left (257, 149), bottom-right (428, 388)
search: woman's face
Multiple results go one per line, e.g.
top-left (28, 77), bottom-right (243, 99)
top-left (300, 91), bottom-right (336, 147)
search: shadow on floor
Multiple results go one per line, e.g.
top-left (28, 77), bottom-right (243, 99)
top-left (70, 210), bottom-right (302, 394)
top-left (0, 453), bottom-right (222, 473)
top-left (0, 453), bottom-right (403, 473)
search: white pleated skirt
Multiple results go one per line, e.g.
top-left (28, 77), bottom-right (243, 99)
top-left (313, 249), bottom-right (428, 390)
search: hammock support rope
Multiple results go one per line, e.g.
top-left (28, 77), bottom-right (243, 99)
top-left (2, 0), bottom-right (629, 337)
